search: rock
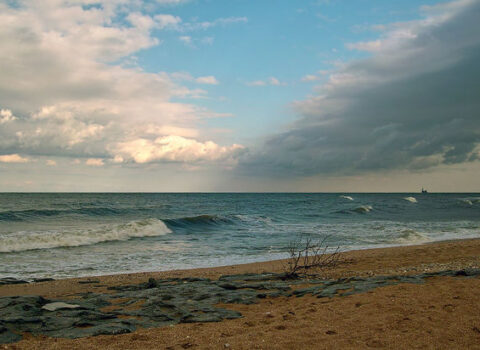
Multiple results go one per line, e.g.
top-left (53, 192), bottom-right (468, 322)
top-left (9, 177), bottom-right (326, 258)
top-left (0, 325), bottom-right (22, 344)
top-left (32, 278), bottom-right (55, 283)
top-left (42, 302), bottom-right (81, 311)
top-left (218, 283), bottom-right (238, 290)
top-left (0, 278), bottom-right (29, 286)
top-left (146, 278), bottom-right (158, 288)
top-left (78, 280), bottom-right (100, 284)
top-left (1, 268), bottom-right (480, 344)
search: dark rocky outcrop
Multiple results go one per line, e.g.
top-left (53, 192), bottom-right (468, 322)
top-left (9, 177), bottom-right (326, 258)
top-left (1, 269), bottom-right (479, 344)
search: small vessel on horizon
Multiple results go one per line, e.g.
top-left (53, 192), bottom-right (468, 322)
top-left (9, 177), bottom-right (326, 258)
top-left (421, 187), bottom-right (428, 194)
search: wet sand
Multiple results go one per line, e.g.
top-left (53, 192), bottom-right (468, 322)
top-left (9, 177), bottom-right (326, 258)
top-left (2, 238), bottom-right (480, 349)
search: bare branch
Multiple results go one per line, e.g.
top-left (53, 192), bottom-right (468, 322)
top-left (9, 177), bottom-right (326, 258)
top-left (283, 235), bottom-right (342, 279)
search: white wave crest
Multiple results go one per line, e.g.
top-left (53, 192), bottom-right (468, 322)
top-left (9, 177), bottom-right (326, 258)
top-left (353, 205), bottom-right (372, 213)
top-left (340, 195), bottom-right (354, 201)
top-left (0, 218), bottom-right (171, 253)
top-left (403, 196), bottom-right (417, 203)
top-left (459, 197), bottom-right (480, 205)
top-left (393, 229), bottom-right (430, 244)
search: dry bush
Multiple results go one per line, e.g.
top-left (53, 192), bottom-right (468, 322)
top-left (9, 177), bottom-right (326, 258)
top-left (284, 235), bottom-right (341, 279)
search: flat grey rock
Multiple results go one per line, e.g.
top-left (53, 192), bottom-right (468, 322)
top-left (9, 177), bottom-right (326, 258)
top-left (42, 302), bottom-right (81, 311)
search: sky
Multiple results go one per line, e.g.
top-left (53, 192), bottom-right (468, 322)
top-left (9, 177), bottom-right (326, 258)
top-left (0, 0), bottom-right (479, 192)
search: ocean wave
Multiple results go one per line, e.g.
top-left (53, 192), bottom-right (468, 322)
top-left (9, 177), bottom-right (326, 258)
top-left (403, 197), bottom-right (417, 203)
top-left (333, 205), bottom-right (373, 215)
top-left (458, 197), bottom-right (480, 206)
top-left (340, 195), bottom-right (354, 201)
top-left (352, 205), bottom-right (373, 214)
top-left (0, 218), bottom-right (171, 253)
top-left (163, 214), bottom-right (275, 231)
top-left (459, 198), bottom-right (473, 205)
top-left (393, 229), bottom-right (430, 244)
top-left (0, 206), bottom-right (154, 222)
top-left (164, 214), bottom-right (236, 228)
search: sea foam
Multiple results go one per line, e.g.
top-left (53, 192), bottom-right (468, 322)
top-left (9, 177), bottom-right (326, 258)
top-left (393, 229), bottom-right (430, 244)
top-left (403, 197), bottom-right (417, 203)
top-left (340, 195), bottom-right (354, 201)
top-left (0, 218), bottom-right (171, 253)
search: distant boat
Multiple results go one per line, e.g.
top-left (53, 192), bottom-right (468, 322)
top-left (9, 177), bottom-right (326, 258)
top-left (421, 187), bottom-right (428, 194)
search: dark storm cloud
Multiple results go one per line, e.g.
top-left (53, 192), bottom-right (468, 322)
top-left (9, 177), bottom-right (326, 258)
top-left (240, 0), bottom-right (480, 177)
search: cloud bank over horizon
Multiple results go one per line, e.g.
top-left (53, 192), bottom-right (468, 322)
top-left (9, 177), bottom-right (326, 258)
top-left (240, 0), bottom-right (480, 178)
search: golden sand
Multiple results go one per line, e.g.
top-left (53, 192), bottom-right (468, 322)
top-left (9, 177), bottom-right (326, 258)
top-left (2, 239), bottom-right (480, 349)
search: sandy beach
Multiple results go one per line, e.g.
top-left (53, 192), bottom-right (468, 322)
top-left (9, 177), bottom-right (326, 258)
top-left (2, 0), bottom-right (480, 348)
top-left (1, 238), bottom-right (480, 349)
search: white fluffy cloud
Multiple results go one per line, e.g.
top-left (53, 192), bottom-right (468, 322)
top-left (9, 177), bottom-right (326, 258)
top-left (195, 76), bottom-right (219, 85)
top-left (114, 135), bottom-right (245, 164)
top-left (0, 154), bottom-right (29, 163)
top-left (86, 158), bottom-right (105, 166)
top-left (0, 109), bottom-right (16, 124)
top-left (0, 0), bottom-right (242, 166)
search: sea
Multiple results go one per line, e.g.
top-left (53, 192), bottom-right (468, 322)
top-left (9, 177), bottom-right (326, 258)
top-left (0, 193), bottom-right (479, 280)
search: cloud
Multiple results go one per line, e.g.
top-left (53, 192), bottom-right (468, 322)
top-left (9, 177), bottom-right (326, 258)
top-left (246, 77), bottom-right (287, 86)
top-left (46, 159), bottom-right (57, 166)
top-left (182, 17), bottom-right (248, 31)
top-left (196, 76), bottom-right (219, 85)
top-left (0, 109), bottom-right (16, 124)
top-left (240, 0), bottom-right (480, 177)
top-left (0, 1), bottom-right (241, 167)
top-left (301, 75), bottom-right (320, 82)
top-left (157, 16), bottom-right (247, 32)
top-left (301, 71), bottom-right (329, 82)
top-left (178, 35), bottom-right (215, 48)
top-left (179, 35), bottom-right (192, 45)
top-left (0, 154), bottom-right (29, 163)
top-left (170, 72), bottom-right (219, 85)
top-left (114, 135), bottom-right (245, 164)
top-left (86, 158), bottom-right (104, 166)
top-left (154, 14), bottom-right (183, 29)
top-left (157, 0), bottom-right (190, 4)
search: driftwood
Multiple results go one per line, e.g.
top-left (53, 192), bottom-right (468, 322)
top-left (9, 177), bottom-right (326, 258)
top-left (284, 235), bottom-right (342, 278)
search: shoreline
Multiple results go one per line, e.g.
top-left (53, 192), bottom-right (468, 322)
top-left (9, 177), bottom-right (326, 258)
top-left (2, 238), bottom-right (480, 349)
top-left (4, 235), bottom-right (478, 284)
top-left (2, 237), bottom-right (480, 299)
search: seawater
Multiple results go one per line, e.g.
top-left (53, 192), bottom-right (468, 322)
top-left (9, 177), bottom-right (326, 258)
top-left (0, 193), bottom-right (479, 279)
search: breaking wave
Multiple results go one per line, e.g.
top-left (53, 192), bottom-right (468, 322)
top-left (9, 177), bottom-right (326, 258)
top-left (352, 205), bottom-right (373, 214)
top-left (458, 198), bottom-right (480, 206)
top-left (0, 218), bottom-right (171, 253)
top-left (334, 205), bottom-right (373, 214)
top-left (392, 229), bottom-right (430, 244)
top-left (403, 197), bottom-right (417, 203)
top-left (340, 195), bottom-right (354, 201)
